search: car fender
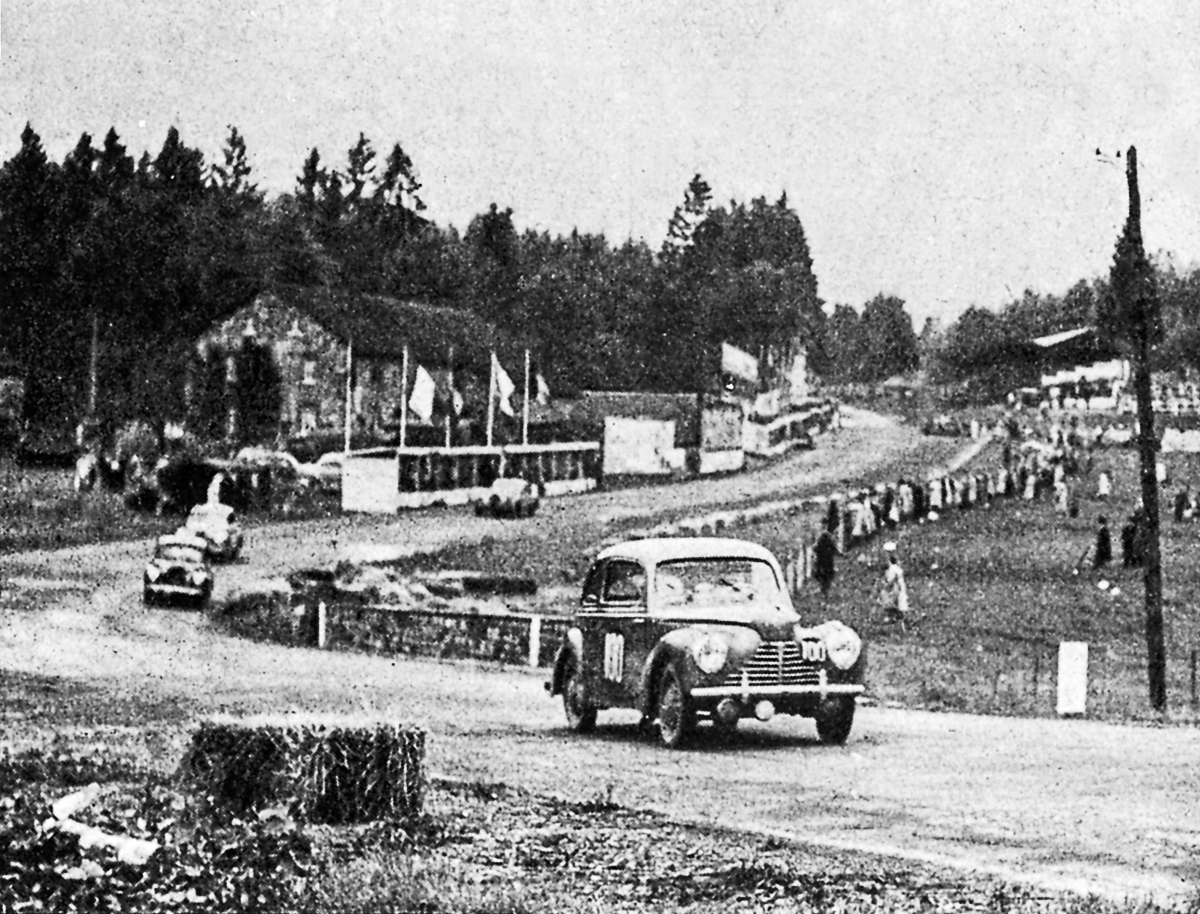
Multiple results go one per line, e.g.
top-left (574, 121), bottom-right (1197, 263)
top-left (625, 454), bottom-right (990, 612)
top-left (638, 625), bottom-right (762, 714)
top-left (549, 627), bottom-right (584, 695)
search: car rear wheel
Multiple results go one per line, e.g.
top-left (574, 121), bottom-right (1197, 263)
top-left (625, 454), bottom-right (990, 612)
top-left (656, 664), bottom-right (694, 749)
top-left (815, 697), bottom-right (855, 745)
top-left (562, 657), bottom-right (596, 733)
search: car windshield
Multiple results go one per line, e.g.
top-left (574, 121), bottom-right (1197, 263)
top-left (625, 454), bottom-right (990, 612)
top-left (653, 558), bottom-right (781, 609)
top-left (156, 544), bottom-right (204, 563)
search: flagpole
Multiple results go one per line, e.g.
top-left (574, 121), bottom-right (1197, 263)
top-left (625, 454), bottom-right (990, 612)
top-left (445, 346), bottom-right (454, 449)
top-left (522, 348), bottom-right (531, 445)
top-left (343, 338), bottom-right (353, 453)
top-left (400, 344), bottom-right (409, 448)
top-left (486, 351), bottom-right (496, 448)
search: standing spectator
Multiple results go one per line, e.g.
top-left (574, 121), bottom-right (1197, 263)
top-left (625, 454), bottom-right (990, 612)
top-left (1174, 487), bottom-right (1190, 523)
top-left (1094, 516), bottom-right (1112, 569)
top-left (879, 542), bottom-right (909, 632)
top-left (1097, 470), bottom-right (1111, 500)
top-left (1120, 514), bottom-right (1137, 566)
top-left (1054, 478), bottom-right (1069, 514)
top-left (813, 527), bottom-right (838, 597)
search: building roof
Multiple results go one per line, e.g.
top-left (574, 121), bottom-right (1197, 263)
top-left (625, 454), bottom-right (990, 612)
top-left (1031, 326), bottom-right (1095, 348)
top-left (263, 287), bottom-right (520, 373)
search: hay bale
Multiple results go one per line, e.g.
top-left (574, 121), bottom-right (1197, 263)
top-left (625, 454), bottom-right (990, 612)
top-left (181, 715), bottom-right (425, 823)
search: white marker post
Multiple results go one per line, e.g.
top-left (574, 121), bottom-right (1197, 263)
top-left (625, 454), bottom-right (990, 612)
top-left (528, 616), bottom-right (541, 668)
top-left (1056, 641), bottom-right (1088, 715)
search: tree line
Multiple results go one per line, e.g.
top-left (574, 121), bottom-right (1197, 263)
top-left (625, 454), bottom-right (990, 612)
top-left (0, 125), bottom-right (837, 432)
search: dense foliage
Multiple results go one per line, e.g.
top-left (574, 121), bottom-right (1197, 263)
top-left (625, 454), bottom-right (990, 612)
top-left (0, 124), bottom-right (831, 433)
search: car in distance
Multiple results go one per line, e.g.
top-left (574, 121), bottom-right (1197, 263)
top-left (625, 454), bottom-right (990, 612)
top-left (547, 537), bottom-right (865, 748)
top-left (181, 502), bottom-right (244, 562)
top-left (143, 533), bottom-right (214, 606)
top-left (234, 446), bottom-right (344, 492)
top-left (473, 477), bottom-right (540, 518)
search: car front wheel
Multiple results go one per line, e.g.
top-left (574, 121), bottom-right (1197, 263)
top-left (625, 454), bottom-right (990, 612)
top-left (815, 697), bottom-right (856, 745)
top-left (656, 664), bottom-right (694, 749)
top-left (562, 656), bottom-right (596, 733)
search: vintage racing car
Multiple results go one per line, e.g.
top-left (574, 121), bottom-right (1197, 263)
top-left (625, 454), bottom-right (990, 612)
top-left (181, 502), bottom-right (244, 562)
top-left (143, 532), bottom-right (214, 606)
top-left (472, 477), bottom-right (540, 518)
top-left (548, 537), bottom-right (865, 747)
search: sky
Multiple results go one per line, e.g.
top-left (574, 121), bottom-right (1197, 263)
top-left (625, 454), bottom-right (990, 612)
top-left (3, 0), bottom-right (1199, 330)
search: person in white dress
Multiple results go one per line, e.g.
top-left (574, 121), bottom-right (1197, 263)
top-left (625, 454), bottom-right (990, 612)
top-left (880, 542), bottom-right (909, 632)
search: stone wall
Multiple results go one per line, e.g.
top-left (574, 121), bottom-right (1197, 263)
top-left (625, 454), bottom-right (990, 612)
top-left (217, 588), bottom-right (571, 669)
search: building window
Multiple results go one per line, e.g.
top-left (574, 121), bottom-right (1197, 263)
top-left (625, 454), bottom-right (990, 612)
top-left (302, 360), bottom-right (317, 385)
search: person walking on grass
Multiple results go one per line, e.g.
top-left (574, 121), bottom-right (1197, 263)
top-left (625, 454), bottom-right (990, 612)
top-left (813, 526), bottom-right (838, 597)
top-left (880, 542), bottom-right (909, 632)
top-left (1094, 515), bottom-right (1112, 569)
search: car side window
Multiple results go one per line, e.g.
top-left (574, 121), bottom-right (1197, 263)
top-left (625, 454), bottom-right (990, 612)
top-left (603, 561), bottom-right (645, 605)
top-left (581, 562), bottom-right (605, 606)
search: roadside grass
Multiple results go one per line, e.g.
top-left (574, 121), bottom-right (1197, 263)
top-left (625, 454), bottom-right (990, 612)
top-left (1, 724), bottom-right (1193, 914)
top-left (754, 443), bottom-right (1200, 725)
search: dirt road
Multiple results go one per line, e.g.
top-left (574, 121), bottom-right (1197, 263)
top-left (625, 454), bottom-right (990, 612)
top-left (2, 412), bottom-right (1197, 907)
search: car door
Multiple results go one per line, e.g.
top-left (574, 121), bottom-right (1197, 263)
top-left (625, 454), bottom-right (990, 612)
top-left (588, 559), bottom-right (651, 708)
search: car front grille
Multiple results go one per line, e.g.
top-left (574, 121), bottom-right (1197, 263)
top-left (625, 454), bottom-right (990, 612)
top-left (723, 641), bottom-right (822, 688)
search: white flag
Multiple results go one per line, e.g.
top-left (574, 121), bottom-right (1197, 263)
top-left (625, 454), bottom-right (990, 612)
top-left (492, 353), bottom-right (516, 417)
top-left (536, 372), bottom-right (551, 405)
top-left (409, 364), bottom-right (436, 423)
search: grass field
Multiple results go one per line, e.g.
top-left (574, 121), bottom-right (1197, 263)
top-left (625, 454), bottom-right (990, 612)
top-left (751, 441), bottom-right (1200, 725)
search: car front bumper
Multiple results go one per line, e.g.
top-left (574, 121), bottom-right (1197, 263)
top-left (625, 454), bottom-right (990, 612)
top-left (690, 667), bottom-right (864, 702)
top-left (145, 583), bottom-right (207, 598)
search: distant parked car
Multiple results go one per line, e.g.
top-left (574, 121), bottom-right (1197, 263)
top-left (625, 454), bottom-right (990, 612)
top-left (308, 451), bottom-right (345, 491)
top-left (181, 502), bottom-right (243, 562)
top-left (473, 477), bottom-right (540, 518)
top-left (143, 533), bottom-right (213, 607)
top-left (235, 446), bottom-right (343, 492)
top-left (547, 537), bottom-right (866, 748)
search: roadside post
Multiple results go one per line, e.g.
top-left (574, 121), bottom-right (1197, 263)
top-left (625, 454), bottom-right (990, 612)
top-left (1056, 641), bottom-right (1088, 716)
top-left (1191, 648), bottom-right (1197, 712)
top-left (528, 616), bottom-right (541, 668)
top-left (318, 600), bottom-right (327, 650)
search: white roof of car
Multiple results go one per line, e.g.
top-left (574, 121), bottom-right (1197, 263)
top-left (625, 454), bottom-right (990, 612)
top-left (596, 537), bottom-right (779, 566)
top-left (158, 532), bottom-right (208, 550)
top-left (190, 502), bottom-right (234, 519)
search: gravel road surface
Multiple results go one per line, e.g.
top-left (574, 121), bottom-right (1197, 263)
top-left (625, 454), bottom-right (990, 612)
top-left (2, 410), bottom-right (1197, 908)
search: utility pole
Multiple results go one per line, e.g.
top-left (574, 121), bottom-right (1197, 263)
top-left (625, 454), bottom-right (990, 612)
top-left (1115, 145), bottom-right (1167, 711)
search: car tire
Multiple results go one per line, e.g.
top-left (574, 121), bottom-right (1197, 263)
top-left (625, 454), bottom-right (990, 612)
top-left (562, 655), bottom-right (597, 733)
top-left (142, 589), bottom-right (155, 606)
top-left (656, 663), bottom-right (694, 749)
top-left (815, 697), bottom-right (856, 745)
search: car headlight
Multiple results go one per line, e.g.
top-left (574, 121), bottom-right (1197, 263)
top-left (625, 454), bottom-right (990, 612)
top-left (824, 623), bottom-right (862, 671)
top-left (692, 633), bottom-right (729, 675)
top-left (145, 565), bottom-right (160, 582)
